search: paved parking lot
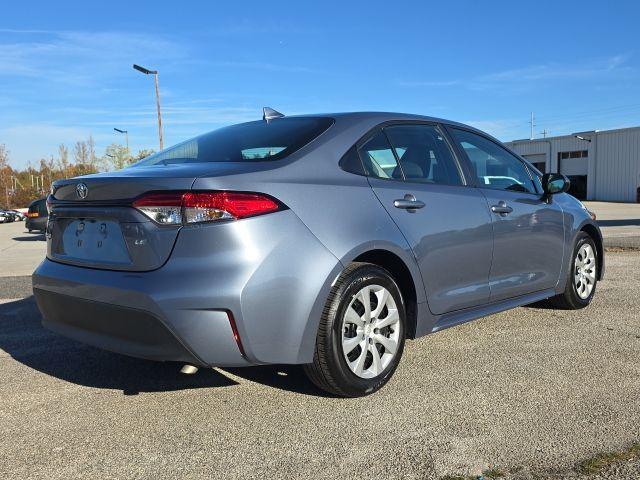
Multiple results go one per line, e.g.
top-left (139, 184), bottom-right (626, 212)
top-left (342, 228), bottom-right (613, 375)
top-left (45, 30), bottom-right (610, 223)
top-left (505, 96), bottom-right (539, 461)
top-left (0, 221), bottom-right (45, 278)
top-left (584, 202), bottom-right (640, 249)
top-left (0, 219), bottom-right (639, 479)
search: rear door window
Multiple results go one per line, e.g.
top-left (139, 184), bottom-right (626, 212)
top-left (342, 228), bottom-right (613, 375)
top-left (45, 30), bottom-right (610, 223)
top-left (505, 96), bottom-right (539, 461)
top-left (384, 124), bottom-right (463, 185)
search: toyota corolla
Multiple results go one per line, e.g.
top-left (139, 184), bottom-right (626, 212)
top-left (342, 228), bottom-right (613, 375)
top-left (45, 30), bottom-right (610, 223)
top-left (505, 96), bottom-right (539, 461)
top-left (33, 109), bottom-right (603, 397)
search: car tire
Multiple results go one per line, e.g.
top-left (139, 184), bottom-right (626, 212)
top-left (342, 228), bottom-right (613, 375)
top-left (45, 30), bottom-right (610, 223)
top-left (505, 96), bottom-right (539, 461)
top-left (546, 232), bottom-right (598, 309)
top-left (304, 262), bottom-right (406, 397)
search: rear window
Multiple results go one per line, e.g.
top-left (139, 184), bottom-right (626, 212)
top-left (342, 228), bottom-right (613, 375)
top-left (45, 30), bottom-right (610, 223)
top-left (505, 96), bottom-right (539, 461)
top-left (132, 117), bottom-right (334, 167)
top-left (29, 199), bottom-right (47, 216)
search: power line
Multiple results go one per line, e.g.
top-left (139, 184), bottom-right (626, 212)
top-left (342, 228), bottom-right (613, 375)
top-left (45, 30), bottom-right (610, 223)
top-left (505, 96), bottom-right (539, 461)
top-left (534, 102), bottom-right (640, 124)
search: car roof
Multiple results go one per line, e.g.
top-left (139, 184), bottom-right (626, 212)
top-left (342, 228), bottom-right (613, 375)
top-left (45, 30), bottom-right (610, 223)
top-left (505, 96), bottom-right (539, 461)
top-left (288, 111), bottom-right (471, 128)
top-left (279, 111), bottom-right (493, 141)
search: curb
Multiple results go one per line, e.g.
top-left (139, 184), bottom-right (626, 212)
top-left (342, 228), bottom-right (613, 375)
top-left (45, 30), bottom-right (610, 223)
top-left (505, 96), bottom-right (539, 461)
top-left (603, 236), bottom-right (640, 250)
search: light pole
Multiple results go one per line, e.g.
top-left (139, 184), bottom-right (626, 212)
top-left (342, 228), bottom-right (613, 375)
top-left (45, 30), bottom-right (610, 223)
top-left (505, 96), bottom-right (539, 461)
top-left (113, 128), bottom-right (129, 153)
top-left (133, 64), bottom-right (164, 150)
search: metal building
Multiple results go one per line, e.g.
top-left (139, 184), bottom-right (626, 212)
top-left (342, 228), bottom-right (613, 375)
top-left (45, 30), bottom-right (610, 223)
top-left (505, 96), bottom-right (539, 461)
top-left (506, 126), bottom-right (640, 202)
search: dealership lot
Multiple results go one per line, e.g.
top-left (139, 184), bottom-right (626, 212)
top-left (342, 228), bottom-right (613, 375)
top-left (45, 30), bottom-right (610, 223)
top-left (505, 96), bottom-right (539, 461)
top-left (1, 216), bottom-right (639, 479)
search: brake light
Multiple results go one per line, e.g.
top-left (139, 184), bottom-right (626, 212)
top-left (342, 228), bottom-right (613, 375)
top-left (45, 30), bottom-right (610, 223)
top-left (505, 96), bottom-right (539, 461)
top-left (132, 191), bottom-right (282, 225)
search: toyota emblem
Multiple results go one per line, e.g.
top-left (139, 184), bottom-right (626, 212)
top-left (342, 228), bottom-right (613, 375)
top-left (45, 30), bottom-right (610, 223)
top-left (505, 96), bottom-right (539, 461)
top-left (76, 183), bottom-right (88, 199)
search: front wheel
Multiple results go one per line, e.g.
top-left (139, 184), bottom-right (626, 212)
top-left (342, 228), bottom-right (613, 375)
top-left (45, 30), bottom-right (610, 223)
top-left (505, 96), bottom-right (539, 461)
top-left (304, 262), bottom-right (406, 397)
top-left (547, 232), bottom-right (598, 309)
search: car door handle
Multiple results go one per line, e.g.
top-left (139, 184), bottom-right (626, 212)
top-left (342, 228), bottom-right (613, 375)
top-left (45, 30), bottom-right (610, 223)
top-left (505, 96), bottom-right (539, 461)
top-left (491, 202), bottom-right (513, 215)
top-left (394, 194), bottom-right (425, 210)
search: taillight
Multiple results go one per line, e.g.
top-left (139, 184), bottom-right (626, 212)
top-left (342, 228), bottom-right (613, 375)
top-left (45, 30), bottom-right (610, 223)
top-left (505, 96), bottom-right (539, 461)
top-left (28, 212), bottom-right (39, 218)
top-left (132, 191), bottom-right (282, 225)
top-left (132, 193), bottom-right (184, 225)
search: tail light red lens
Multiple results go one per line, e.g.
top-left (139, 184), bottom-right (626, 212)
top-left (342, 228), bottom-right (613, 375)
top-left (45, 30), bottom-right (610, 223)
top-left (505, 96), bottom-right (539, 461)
top-left (133, 191), bottom-right (282, 225)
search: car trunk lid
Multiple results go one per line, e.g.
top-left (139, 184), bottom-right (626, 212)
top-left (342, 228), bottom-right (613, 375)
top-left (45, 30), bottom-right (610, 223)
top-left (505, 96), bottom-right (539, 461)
top-left (47, 162), bottom-right (268, 271)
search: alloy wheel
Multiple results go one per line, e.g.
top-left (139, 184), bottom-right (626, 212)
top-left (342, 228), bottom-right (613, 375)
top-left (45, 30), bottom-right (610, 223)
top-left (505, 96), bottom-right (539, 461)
top-left (574, 243), bottom-right (596, 299)
top-left (341, 284), bottom-right (400, 379)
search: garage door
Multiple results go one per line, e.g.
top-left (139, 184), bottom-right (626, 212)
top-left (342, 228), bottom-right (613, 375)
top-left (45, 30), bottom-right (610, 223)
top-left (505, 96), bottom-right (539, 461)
top-left (559, 156), bottom-right (588, 176)
top-left (558, 151), bottom-right (589, 199)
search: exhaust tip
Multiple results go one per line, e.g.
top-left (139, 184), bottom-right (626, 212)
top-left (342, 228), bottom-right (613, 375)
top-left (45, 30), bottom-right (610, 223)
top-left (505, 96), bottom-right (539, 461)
top-left (180, 364), bottom-right (199, 375)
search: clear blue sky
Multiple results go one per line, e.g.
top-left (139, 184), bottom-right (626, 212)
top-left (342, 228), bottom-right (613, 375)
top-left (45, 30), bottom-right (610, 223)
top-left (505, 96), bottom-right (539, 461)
top-left (2, 0), bottom-right (639, 168)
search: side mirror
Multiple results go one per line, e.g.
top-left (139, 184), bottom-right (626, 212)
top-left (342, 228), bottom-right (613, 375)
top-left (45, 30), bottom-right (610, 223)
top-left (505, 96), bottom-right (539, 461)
top-left (542, 173), bottom-right (570, 195)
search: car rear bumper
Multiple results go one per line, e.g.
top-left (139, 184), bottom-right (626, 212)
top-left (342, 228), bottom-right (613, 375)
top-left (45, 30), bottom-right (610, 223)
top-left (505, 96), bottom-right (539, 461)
top-left (32, 265), bottom-right (250, 367)
top-left (26, 217), bottom-right (47, 231)
top-left (32, 210), bottom-right (342, 367)
top-left (35, 288), bottom-right (207, 365)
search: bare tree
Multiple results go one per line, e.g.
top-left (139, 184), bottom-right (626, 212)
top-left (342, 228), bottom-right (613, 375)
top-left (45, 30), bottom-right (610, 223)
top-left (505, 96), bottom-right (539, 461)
top-left (87, 135), bottom-right (97, 168)
top-left (58, 144), bottom-right (69, 174)
top-left (0, 145), bottom-right (12, 207)
top-left (73, 140), bottom-right (89, 165)
top-left (103, 143), bottom-right (131, 171)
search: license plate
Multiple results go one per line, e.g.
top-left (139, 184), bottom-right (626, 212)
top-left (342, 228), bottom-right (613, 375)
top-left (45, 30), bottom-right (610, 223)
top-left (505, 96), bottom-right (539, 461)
top-left (59, 219), bottom-right (131, 264)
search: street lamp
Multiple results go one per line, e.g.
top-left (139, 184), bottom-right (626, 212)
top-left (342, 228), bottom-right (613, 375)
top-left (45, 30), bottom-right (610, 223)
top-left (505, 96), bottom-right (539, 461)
top-left (133, 64), bottom-right (164, 150)
top-left (574, 135), bottom-right (592, 143)
top-left (113, 128), bottom-right (129, 153)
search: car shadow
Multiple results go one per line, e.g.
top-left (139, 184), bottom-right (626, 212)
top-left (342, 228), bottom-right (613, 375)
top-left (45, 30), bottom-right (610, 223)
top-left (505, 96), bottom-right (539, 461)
top-left (222, 365), bottom-right (336, 398)
top-left (0, 296), bottom-right (331, 397)
top-left (0, 296), bottom-right (237, 395)
top-left (12, 234), bottom-right (46, 241)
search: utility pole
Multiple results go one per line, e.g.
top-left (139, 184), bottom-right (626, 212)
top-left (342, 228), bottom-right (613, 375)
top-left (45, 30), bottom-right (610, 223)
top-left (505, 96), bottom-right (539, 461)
top-left (133, 64), bottom-right (164, 150)
top-left (540, 129), bottom-right (548, 138)
top-left (154, 74), bottom-right (163, 150)
top-left (529, 112), bottom-right (536, 140)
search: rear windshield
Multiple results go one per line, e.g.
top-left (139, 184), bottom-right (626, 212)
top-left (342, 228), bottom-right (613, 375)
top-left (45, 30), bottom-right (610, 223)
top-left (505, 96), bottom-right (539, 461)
top-left (29, 200), bottom-right (47, 216)
top-left (132, 117), bottom-right (334, 167)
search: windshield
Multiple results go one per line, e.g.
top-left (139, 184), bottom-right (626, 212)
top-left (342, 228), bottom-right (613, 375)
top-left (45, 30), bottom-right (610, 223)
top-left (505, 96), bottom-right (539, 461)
top-left (132, 117), bottom-right (334, 167)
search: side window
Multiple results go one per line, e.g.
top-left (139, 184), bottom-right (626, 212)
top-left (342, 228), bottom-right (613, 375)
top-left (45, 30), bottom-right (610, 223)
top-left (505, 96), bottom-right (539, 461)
top-left (358, 130), bottom-right (401, 180)
top-left (450, 128), bottom-right (536, 193)
top-left (339, 146), bottom-right (365, 175)
top-left (384, 124), bottom-right (463, 185)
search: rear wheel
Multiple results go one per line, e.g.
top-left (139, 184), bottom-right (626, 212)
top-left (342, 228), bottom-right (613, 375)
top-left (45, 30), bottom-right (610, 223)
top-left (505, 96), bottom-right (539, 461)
top-left (547, 232), bottom-right (598, 309)
top-left (304, 262), bottom-right (406, 397)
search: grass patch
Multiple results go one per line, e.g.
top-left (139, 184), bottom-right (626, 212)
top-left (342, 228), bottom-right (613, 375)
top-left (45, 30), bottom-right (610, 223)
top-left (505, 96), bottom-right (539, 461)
top-left (440, 468), bottom-right (505, 480)
top-left (604, 246), bottom-right (640, 252)
top-left (440, 443), bottom-right (640, 480)
top-left (576, 442), bottom-right (640, 475)
top-left (482, 468), bottom-right (506, 478)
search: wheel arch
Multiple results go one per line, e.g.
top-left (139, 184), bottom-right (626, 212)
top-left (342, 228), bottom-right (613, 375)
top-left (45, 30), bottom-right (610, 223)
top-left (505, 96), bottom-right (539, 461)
top-left (579, 222), bottom-right (604, 280)
top-left (350, 248), bottom-right (421, 339)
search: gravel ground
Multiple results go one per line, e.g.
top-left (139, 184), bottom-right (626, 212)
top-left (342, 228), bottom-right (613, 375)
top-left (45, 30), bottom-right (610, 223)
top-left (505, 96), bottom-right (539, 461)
top-left (0, 252), bottom-right (638, 479)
